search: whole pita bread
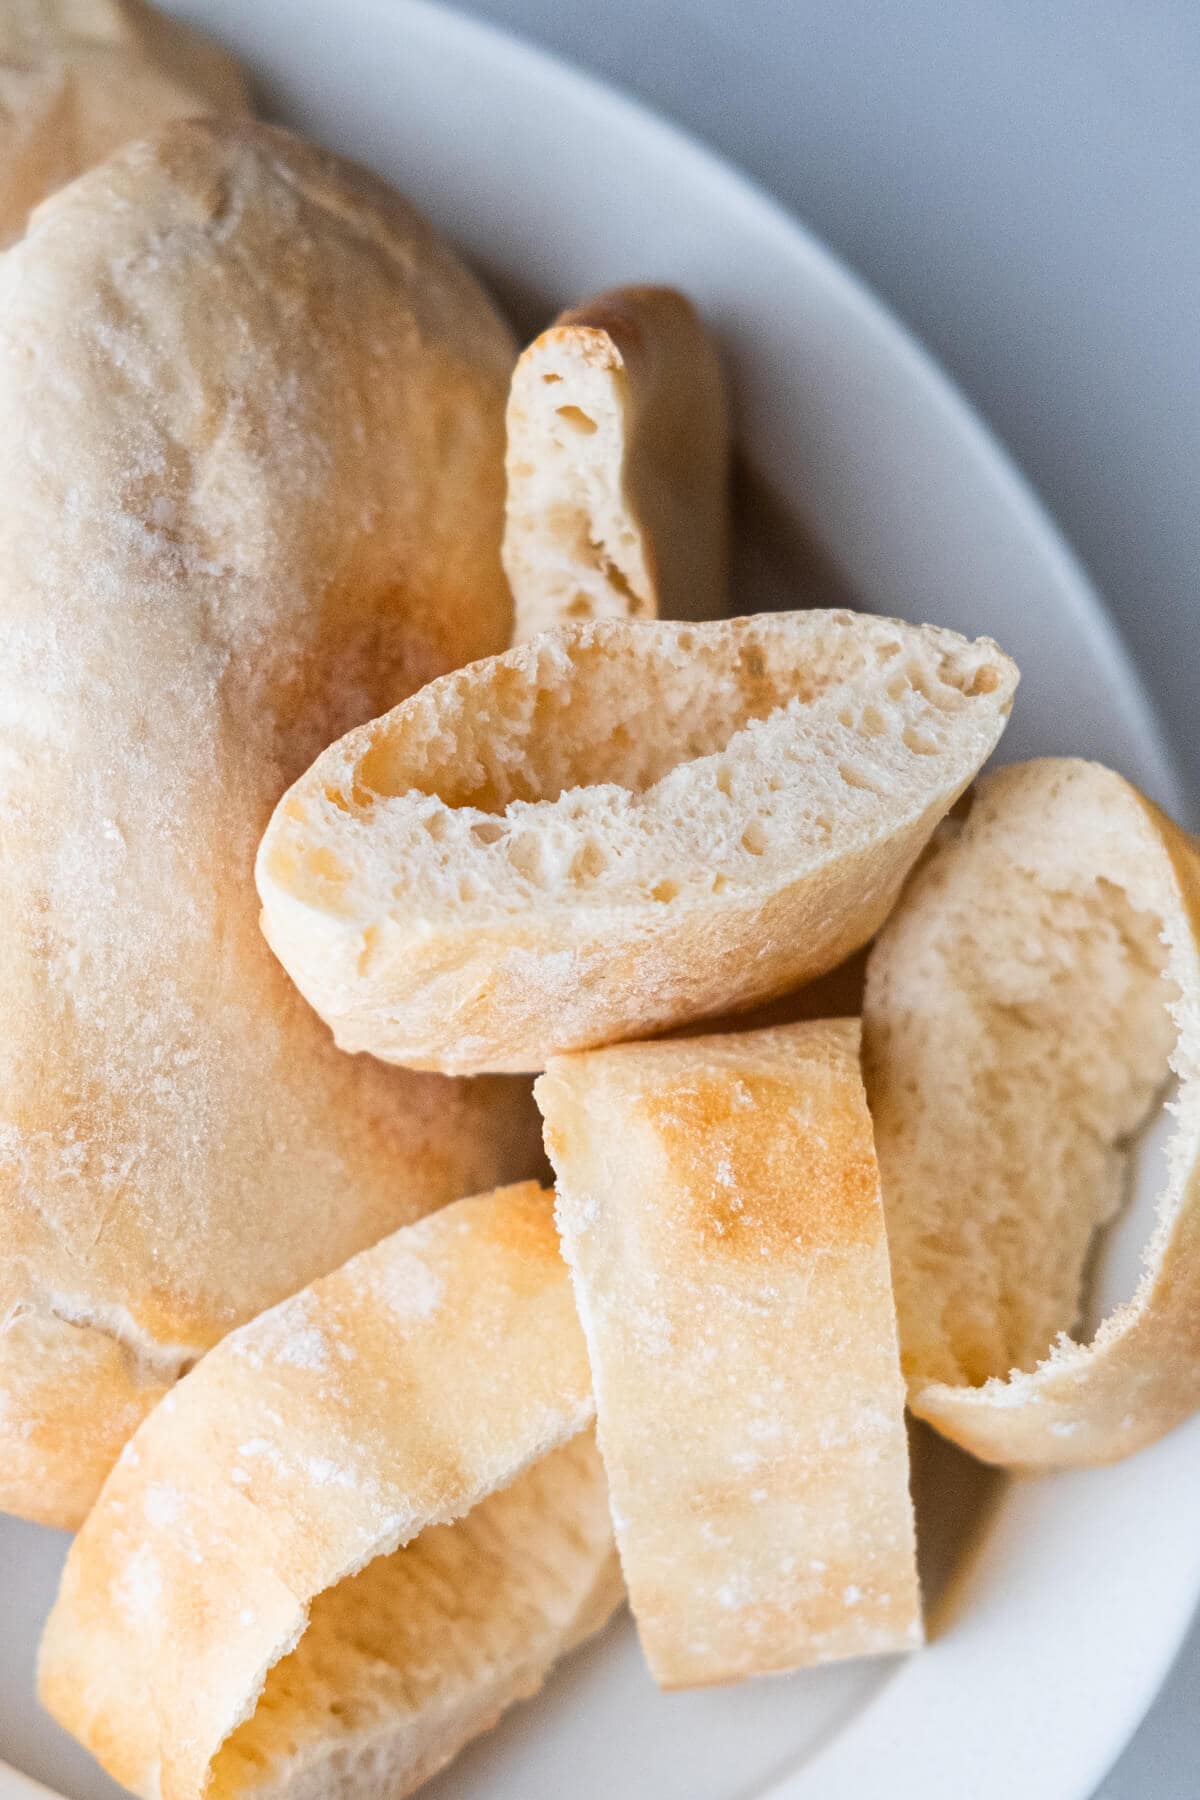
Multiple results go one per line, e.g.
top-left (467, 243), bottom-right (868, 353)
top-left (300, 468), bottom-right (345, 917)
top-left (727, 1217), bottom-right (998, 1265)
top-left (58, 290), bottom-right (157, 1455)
top-left (0, 119), bottom-right (529, 1528)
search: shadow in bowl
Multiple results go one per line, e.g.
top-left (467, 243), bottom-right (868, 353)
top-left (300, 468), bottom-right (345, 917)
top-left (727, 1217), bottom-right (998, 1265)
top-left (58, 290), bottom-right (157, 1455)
top-left (909, 1420), bottom-right (1005, 1629)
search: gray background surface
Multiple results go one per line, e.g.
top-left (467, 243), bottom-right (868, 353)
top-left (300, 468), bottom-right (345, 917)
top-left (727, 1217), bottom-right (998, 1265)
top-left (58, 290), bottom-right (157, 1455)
top-left (456, 2), bottom-right (1198, 1792)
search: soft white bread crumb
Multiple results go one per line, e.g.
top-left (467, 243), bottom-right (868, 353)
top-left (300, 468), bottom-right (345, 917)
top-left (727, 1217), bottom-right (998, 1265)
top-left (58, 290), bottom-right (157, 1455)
top-left (863, 758), bottom-right (1200, 1468)
top-left (537, 1020), bottom-right (921, 1688)
top-left (257, 610), bottom-right (1017, 1073)
top-left (503, 285), bottom-right (728, 640)
top-left (39, 1185), bottom-right (616, 1799)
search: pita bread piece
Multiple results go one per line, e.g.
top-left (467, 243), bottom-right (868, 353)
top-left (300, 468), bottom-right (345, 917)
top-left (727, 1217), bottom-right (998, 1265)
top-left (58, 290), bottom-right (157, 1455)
top-left (257, 610), bottom-right (1016, 1073)
top-left (864, 758), bottom-right (1200, 1467)
top-left (537, 1020), bottom-right (921, 1687)
top-left (504, 285), bottom-right (728, 640)
top-left (0, 0), bottom-right (249, 243)
top-left (40, 1184), bottom-right (619, 1800)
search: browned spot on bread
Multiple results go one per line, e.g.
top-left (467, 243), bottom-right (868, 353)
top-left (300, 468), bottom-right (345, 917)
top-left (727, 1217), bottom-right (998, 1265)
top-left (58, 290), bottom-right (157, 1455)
top-left (640, 1069), bottom-right (879, 1257)
top-left (468, 1182), bottom-right (563, 1283)
top-left (549, 323), bottom-right (623, 373)
top-left (739, 642), bottom-right (766, 682)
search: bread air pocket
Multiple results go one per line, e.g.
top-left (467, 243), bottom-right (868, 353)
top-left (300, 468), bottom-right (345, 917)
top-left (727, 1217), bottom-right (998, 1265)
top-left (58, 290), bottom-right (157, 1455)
top-left (503, 285), bottom-right (729, 642)
top-left (863, 758), bottom-right (1200, 1469)
top-left (39, 1185), bottom-right (620, 1800)
top-left (256, 611), bottom-right (1017, 1075)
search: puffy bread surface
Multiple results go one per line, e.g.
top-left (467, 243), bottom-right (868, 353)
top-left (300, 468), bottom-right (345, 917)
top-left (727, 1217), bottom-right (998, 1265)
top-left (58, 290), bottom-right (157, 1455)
top-left (864, 758), bottom-right (1200, 1467)
top-left (0, 118), bottom-right (527, 1527)
top-left (257, 611), bottom-right (1017, 1073)
top-left (538, 1021), bottom-right (920, 1687)
top-left (504, 284), bottom-right (728, 640)
top-left (39, 1185), bottom-right (613, 1800)
top-left (0, 0), bottom-right (249, 243)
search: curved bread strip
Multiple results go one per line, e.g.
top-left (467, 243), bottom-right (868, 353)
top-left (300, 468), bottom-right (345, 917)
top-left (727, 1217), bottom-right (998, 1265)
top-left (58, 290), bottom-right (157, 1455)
top-left (0, 118), bottom-right (525, 1527)
top-left (503, 285), bottom-right (728, 640)
top-left (257, 610), bottom-right (1017, 1074)
top-left (0, 0), bottom-right (249, 243)
top-left (863, 758), bottom-right (1200, 1468)
top-left (39, 1184), bottom-right (612, 1800)
top-left (209, 1436), bottom-right (620, 1800)
top-left (536, 1021), bottom-right (921, 1688)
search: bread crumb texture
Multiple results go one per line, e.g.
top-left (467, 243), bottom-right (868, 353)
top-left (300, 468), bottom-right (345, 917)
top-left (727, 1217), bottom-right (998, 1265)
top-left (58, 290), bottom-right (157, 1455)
top-left (212, 1436), bottom-right (617, 1800)
top-left (504, 285), bottom-right (728, 640)
top-left (538, 1021), bottom-right (920, 1687)
top-left (0, 118), bottom-right (528, 1526)
top-left (39, 1185), bottom-right (616, 1800)
top-left (863, 758), bottom-right (1200, 1467)
top-left (258, 611), bottom-right (1016, 1072)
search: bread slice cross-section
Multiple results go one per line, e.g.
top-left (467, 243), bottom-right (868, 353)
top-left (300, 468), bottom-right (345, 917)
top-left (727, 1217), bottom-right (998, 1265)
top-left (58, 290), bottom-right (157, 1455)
top-left (256, 611), bottom-right (1017, 1074)
top-left (537, 1020), bottom-right (922, 1687)
top-left (503, 285), bottom-right (728, 641)
top-left (39, 1184), bottom-right (620, 1800)
top-left (863, 758), bottom-right (1200, 1468)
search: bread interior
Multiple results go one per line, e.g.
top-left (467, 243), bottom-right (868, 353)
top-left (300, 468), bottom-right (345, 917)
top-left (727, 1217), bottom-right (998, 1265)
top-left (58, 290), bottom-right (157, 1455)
top-left (877, 856), bottom-right (1180, 1391)
top-left (350, 619), bottom-right (1006, 815)
top-left (510, 341), bottom-right (651, 626)
top-left (210, 1435), bottom-right (615, 1800)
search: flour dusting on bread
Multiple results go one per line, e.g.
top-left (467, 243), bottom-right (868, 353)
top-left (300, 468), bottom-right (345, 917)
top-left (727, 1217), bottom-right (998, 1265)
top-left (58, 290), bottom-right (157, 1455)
top-left (0, 118), bottom-right (531, 1527)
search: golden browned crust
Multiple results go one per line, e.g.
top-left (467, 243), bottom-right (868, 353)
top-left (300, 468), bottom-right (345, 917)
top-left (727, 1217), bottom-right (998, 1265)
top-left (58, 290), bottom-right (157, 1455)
top-left (0, 118), bottom-right (527, 1527)
top-left (0, 0), bottom-right (250, 244)
top-left (864, 758), bottom-right (1200, 1468)
top-left (257, 611), bottom-right (1016, 1074)
top-left (39, 1185), bottom-right (601, 1799)
top-left (536, 1022), bottom-right (921, 1687)
top-left (504, 285), bottom-right (729, 640)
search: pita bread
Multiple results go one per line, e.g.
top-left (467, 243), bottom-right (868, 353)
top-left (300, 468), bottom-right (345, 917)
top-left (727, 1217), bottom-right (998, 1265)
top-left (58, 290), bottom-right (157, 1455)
top-left (40, 1185), bottom-right (618, 1799)
top-left (537, 1021), bottom-right (921, 1687)
top-left (0, 119), bottom-right (528, 1527)
top-left (504, 285), bottom-right (728, 640)
top-left (257, 610), bottom-right (1016, 1073)
top-left (0, 0), bottom-right (249, 244)
top-left (863, 758), bottom-right (1200, 1467)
